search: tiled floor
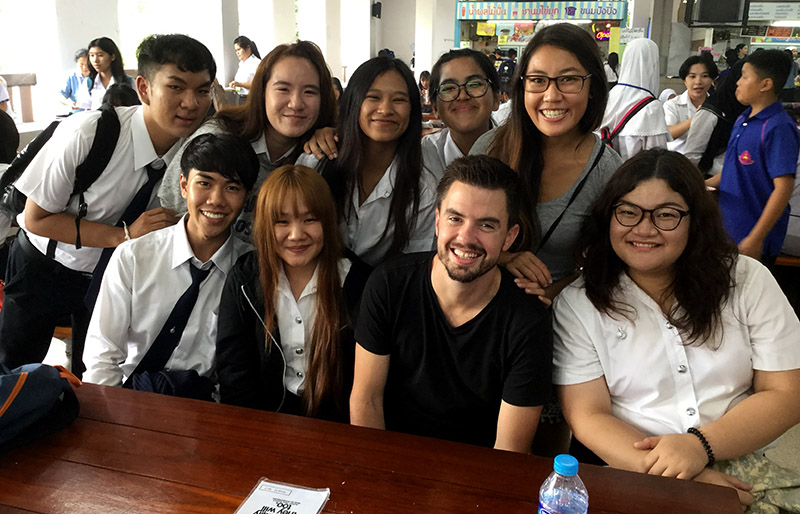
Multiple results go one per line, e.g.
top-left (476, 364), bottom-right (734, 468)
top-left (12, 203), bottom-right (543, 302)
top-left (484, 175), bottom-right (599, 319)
top-left (45, 337), bottom-right (800, 473)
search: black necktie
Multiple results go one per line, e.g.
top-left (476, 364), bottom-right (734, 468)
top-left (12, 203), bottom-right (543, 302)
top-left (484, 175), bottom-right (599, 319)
top-left (128, 263), bottom-right (213, 379)
top-left (85, 161), bottom-right (165, 309)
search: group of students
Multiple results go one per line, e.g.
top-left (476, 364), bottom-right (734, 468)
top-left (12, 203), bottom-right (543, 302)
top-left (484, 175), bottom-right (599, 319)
top-left (0, 23), bottom-right (799, 512)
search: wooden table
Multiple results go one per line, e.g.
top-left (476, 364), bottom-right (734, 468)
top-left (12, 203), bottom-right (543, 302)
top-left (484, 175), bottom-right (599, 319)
top-left (0, 384), bottom-right (740, 513)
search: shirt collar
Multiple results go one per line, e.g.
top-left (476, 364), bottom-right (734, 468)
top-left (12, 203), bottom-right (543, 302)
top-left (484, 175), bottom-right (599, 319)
top-left (746, 100), bottom-right (784, 121)
top-left (131, 106), bottom-right (184, 170)
top-left (352, 154), bottom-right (399, 207)
top-left (278, 262), bottom-right (320, 302)
top-left (170, 214), bottom-right (239, 274)
top-left (252, 131), bottom-right (296, 163)
top-left (443, 129), bottom-right (464, 164)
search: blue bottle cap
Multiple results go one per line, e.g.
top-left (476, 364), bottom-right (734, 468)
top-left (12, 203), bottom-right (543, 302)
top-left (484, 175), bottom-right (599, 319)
top-left (553, 454), bottom-right (579, 476)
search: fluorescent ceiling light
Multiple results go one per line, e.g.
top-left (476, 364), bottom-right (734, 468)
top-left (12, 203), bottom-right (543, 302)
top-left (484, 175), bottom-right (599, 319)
top-left (770, 20), bottom-right (800, 27)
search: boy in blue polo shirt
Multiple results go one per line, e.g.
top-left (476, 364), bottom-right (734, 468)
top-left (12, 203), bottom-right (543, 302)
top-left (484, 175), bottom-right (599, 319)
top-left (708, 50), bottom-right (799, 262)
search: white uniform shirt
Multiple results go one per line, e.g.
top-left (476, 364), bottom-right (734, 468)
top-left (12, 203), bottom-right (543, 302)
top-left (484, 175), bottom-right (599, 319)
top-left (77, 75), bottom-right (120, 111)
top-left (0, 78), bottom-right (9, 105)
top-left (664, 90), bottom-right (702, 153)
top-left (683, 108), bottom-right (723, 175)
top-left (276, 258), bottom-right (352, 394)
top-left (83, 217), bottom-right (252, 386)
top-left (234, 55), bottom-right (261, 96)
top-left (15, 106), bottom-right (180, 273)
top-left (552, 256), bottom-right (800, 438)
top-left (421, 127), bottom-right (464, 181)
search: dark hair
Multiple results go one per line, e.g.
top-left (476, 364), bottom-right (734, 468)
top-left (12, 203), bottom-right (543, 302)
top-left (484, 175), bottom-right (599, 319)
top-left (86, 37), bottom-right (127, 90)
top-left (101, 83), bottom-right (140, 107)
top-left (437, 155), bottom-right (522, 228)
top-left (233, 35), bottom-right (261, 60)
top-left (74, 48), bottom-right (88, 61)
top-left (746, 49), bottom-right (792, 94)
top-left (735, 43), bottom-right (747, 53)
top-left (216, 40), bottom-right (336, 162)
top-left (488, 22), bottom-right (608, 250)
top-left (180, 133), bottom-right (259, 191)
top-left (0, 110), bottom-right (19, 164)
top-left (578, 148), bottom-right (737, 347)
top-left (607, 52), bottom-right (619, 75)
top-left (429, 48), bottom-right (500, 103)
top-left (508, 48), bottom-right (518, 58)
top-left (325, 56), bottom-right (422, 260)
top-left (418, 70), bottom-right (431, 91)
top-left (136, 34), bottom-right (216, 84)
top-left (679, 55), bottom-right (719, 80)
top-left (332, 77), bottom-right (343, 97)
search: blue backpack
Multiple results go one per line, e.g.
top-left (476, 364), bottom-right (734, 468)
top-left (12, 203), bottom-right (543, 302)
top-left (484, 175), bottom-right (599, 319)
top-left (0, 363), bottom-right (81, 451)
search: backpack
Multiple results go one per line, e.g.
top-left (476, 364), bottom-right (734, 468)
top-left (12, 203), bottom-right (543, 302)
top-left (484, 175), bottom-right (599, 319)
top-left (0, 363), bottom-right (81, 451)
top-left (600, 96), bottom-right (656, 148)
top-left (0, 105), bottom-right (121, 248)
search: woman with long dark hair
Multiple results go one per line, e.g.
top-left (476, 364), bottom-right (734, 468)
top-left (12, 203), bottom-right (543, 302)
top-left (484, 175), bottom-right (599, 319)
top-left (78, 37), bottom-right (132, 110)
top-left (216, 165), bottom-right (370, 420)
top-left (298, 56), bottom-right (437, 267)
top-left (229, 35), bottom-right (261, 97)
top-left (554, 149), bottom-right (800, 511)
top-left (471, 23), bottom-right (622, 302)
top-left (159, 40), bottom-right (337, 242)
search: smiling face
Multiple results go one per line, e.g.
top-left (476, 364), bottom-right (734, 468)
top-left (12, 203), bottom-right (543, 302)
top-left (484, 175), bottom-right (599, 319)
top-left (435, 181), bottom-right (518, 283)
top-left (610, 178), bottom-right (690, 286)
top-left (434, 57), bottom-right (499, 140)
top-left (180, 168), bottom-right (247, 251)
top-left (523, 45), bottom-right (590, 142)
top-left (89, 46), bottom-right (114, 74)
top-left (137, 63), bottom-right (213, 155)
top-left (684, 63), bottom-right (714, 106)
top-left (264, 56), bottom-right (321, 151)
top-left (358, 70), bottom-right (412, 144)
top-left (273, 192), bottom-right (324, 275)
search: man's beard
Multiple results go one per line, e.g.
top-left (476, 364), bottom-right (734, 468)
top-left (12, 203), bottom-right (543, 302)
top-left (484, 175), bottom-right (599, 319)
top-left (438, 242), bottom-right (498, 283)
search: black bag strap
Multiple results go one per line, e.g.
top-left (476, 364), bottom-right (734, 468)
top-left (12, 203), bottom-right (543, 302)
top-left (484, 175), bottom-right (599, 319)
top-left (536, 143), bottom-right (606, 252)
top-left (601, 96), bottom-right (656, 147)
top-left (0, 119), bottom-right (61, 191)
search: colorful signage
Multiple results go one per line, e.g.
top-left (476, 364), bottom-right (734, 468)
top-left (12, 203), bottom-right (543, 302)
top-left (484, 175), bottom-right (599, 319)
top-left (457, 2), bottom-right (627, 21)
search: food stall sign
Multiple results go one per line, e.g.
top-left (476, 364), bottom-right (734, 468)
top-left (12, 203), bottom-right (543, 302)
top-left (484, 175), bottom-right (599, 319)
top-left (457, 2), bottom-right (627, 21)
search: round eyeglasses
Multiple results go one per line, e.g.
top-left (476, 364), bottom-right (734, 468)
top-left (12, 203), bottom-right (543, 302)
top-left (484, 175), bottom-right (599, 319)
top-left (435, 77), bottom-right (491, 102)
top-left (613, 203), bottom-right (690, 231)
top-left (521, 74), bottom-right (591, 94)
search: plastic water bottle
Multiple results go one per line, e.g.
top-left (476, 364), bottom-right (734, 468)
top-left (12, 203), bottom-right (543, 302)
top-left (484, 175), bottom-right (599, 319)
top-left (538, 454), bottom-right (589, 514)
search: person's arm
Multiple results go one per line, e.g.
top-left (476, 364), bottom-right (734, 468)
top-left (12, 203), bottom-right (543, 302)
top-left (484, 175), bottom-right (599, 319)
top-left (636, 368), bottom-right (800, 478)
top-left (738, 174), bottom-right (794, 258)
top-left (494, 401), bottom-right (541, 453)
top-left (705, 172), bottom-right (722, 188)
top-left (668, 117), bottom-right (692, 140)
top-left (303, 127), bottom-right (339, 160)
top-left (684, 111), bottom-right (717, 166)
top-left (83, 247), bottom-right (134, 386)
top-left (24, 197), bottom-right (178, 248)
top-left (229, 80), bottom-right (253, 90)
top-left (558, 378), bottom-right (652, 471)
top-left (349, 344), bottom-right (390, 429)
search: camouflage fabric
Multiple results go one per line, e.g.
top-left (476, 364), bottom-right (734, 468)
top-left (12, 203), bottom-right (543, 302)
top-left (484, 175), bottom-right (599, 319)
top-left (713, 452), bottom-right (800, 514)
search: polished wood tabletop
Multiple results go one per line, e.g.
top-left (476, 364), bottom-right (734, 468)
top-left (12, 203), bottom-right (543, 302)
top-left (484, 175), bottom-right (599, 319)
top-left (0, 383), bottom-right (741, 513)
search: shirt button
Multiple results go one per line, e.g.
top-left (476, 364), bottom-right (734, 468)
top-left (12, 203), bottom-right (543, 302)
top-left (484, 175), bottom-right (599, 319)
top-left (665, 322), bottom-right (673, 329)
top-left (295, 348), bottom-right (304, 355)
top-left (677, 365), bottom-right (687, 373)
top-left (686, 407), bottom-right (696, 416)
top-left (295, 316), bottom-right (302, 324)
top-left (296, 371), bottom-right (304, 378)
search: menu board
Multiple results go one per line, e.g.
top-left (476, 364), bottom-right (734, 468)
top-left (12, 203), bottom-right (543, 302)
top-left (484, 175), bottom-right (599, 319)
top-left (749, 2), bottom-right (800, 21)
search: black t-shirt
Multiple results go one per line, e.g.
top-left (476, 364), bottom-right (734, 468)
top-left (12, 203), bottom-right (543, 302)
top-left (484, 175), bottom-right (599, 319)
top-left (355, 252), bottom-right (552, 447)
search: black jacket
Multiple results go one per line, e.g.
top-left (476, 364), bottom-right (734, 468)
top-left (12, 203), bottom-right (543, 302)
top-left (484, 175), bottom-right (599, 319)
top-left (215, 251), bottom-right (371, 421)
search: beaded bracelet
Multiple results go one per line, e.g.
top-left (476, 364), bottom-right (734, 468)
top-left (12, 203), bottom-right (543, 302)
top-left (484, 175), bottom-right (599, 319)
top-left (687, 427), bottom-right (715, 467)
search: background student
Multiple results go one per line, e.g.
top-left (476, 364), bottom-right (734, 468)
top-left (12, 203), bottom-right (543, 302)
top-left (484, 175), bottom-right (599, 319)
top-left (83, 133), bottom-right (257, 397)
top-left (554, 149), bottom-right (800, 511)
top-left (664, 55), bottom-right (717, 153)
top-left (216, 165), bottom-right (370, 420)
top-left (159, 40), bottom-right (337, 243)
top-left (229, 35), bottom-right (261, 97)
top-left (77, 37), bottom-right (134, 111)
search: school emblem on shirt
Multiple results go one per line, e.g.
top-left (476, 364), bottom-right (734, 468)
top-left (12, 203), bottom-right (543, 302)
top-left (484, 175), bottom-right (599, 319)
top-left (738, 150), bottom-right (754, 165)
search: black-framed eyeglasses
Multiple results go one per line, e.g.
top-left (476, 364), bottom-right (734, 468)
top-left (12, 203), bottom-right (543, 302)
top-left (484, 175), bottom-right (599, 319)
top-left (613, 203), bottom-right (690, 231)
top-left (520, 74), bottom-right (592, 94)
top-left (435, 77), bottom-right (491, 102)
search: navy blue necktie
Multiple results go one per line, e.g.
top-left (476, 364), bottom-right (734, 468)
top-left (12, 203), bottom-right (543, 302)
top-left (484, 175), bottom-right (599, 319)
top-left (85, 161), bottom-right (165, 309)
top-left (128, 263), bottom-right (213, 379)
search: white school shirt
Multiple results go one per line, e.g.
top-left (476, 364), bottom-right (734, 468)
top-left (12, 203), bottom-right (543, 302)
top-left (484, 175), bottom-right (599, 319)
top-left (421, 127), bottom-right (464, 181)
top-left (664, 90), bottom-right (702, 153)
top-left (15, 106), bottom-right (180, 273)
top-left (77, 75), bottom-right (119, 111)
top-left (276, 258), bottom-right (352, 395)
top-left (683, 108), bottom-right (723, 175)
top-left (233, 55), bottom-right (261, 96)
top-left (552, 256), bottom-right (800, 438)
top-left (83, 217), bottom-right (252, 386)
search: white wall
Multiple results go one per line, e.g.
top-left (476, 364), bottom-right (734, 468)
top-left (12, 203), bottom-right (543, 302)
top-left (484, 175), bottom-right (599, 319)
top-left (341, 0), bottom-right (372, 83)
top-left (380, 0), bottom-right (416, 66)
